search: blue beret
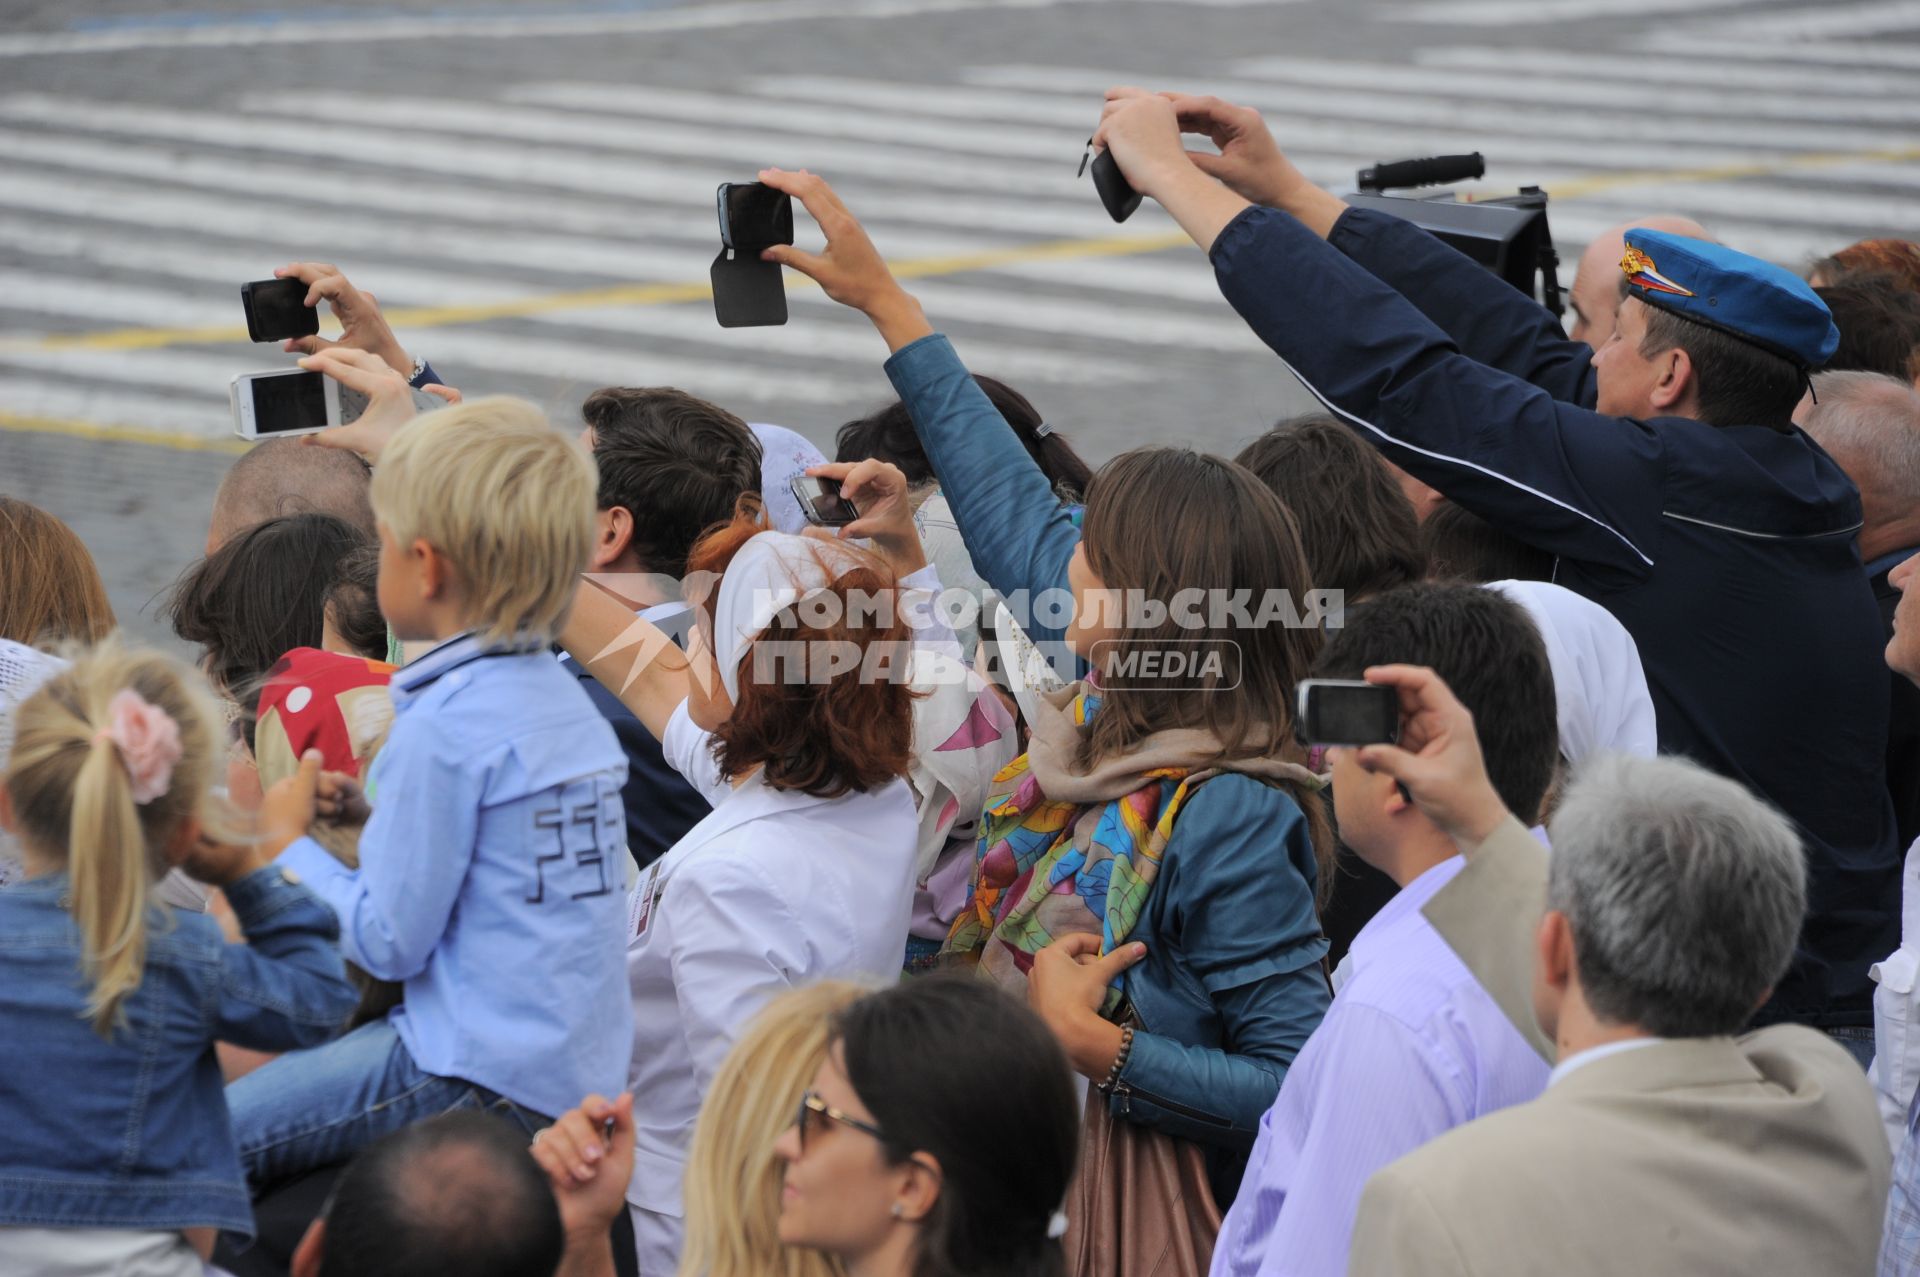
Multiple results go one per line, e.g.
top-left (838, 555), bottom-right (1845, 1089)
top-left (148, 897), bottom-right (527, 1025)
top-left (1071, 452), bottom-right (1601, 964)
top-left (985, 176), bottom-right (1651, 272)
top-left (1620, 229), bottom-right (1839, 369)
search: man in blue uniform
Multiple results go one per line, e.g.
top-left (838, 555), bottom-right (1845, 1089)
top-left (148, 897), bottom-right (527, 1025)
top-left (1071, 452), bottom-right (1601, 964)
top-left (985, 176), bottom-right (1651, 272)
top-left (1094, 90), bottom-right (1899, 1042)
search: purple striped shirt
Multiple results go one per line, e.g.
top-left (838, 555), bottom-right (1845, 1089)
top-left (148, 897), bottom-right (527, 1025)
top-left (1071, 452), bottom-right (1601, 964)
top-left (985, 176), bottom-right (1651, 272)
top-left (1210, 855), bottom-right (1548, 1277)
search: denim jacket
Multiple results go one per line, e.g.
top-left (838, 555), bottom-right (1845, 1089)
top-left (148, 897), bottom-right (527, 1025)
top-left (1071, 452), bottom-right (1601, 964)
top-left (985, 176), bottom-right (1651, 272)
top-left (0, 864), bottom-right (356, 1236)
top-left (885, 335), bottom-right (1331, 1202)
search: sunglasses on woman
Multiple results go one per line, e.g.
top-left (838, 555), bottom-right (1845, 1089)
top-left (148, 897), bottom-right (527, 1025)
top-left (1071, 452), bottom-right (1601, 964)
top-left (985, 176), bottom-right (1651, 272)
top-left (792, 1090), bottom-right (888, 1151)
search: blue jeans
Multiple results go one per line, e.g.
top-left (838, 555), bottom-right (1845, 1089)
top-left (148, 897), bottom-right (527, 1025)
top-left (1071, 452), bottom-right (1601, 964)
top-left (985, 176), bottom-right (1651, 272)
top-left (1824, 1025), bottom-right (1876, 1071)
top-left (226, 1017), bottom-right (550, 1192)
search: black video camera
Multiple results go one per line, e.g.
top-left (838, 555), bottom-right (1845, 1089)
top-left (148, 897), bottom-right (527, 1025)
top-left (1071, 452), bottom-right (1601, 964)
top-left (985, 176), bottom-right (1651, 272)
top-left (1346, 153), bottom-right (1565, 321)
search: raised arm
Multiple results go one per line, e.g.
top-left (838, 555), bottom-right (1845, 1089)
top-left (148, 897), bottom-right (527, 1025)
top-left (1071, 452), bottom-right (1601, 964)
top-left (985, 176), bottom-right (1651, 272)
top-left (1351, 664), bottom-right (1554, 1062)
top-left (557, 580), bottom-right (692, 743)
top-left (757, 168), bottom-right (1081, 646)
top-left (1113, 89), bottom-right (1597, 403)
top-left (1094, 96), bottom-right (1661, 575)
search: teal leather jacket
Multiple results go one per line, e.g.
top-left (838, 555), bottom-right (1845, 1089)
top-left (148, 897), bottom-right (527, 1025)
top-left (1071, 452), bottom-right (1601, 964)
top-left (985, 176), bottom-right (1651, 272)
top-left (886, 334), bottom-right (1330, 1202)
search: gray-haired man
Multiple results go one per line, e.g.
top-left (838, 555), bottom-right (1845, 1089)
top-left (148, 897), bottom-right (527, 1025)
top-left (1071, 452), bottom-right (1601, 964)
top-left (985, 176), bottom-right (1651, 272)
top-left (1340, 665), bottom-right (1889, 1277)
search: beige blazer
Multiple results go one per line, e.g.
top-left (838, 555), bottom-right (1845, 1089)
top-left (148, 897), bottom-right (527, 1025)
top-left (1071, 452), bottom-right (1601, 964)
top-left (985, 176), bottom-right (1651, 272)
top-left (1346, 817), bottom-right (1891, 1277)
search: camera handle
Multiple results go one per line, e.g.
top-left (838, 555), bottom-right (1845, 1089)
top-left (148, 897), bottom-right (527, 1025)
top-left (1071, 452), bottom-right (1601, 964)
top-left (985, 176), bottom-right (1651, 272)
top-left (1356, 153), bottom-right (1486, 193)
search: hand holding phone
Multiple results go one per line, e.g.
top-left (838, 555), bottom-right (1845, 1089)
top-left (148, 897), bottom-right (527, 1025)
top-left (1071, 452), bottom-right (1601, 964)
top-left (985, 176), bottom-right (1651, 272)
top-left (271, 262), bottom-right (413, 375)
top-left (713, 180), bottom-right (796, 328)
top-left (241, 278), bottom-right (321, 344)
top-left (798, 459), bottom-right (929, 575)
top-left (790, 475), bottom-right (860, 528)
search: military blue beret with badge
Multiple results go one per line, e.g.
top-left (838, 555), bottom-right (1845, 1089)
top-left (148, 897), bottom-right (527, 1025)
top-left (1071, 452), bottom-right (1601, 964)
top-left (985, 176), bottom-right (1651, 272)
top-left (1619, 229), bottom-right (1840, 369)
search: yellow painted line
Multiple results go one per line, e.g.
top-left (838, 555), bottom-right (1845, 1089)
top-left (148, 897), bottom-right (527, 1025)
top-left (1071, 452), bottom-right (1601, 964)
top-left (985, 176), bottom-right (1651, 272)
top-left (13, 229), bottom-right (1195, 356)
top-left (4, 138), bottom-right (1917, 454)
top-left (0, 410), bottom-right (248, 455)
top-left (1467, 144), bottom-right (1920, 204)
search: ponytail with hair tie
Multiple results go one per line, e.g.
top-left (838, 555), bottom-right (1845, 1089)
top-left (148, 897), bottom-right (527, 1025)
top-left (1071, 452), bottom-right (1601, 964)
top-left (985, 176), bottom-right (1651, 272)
top-left (90, 689), bottom-right (184, 806)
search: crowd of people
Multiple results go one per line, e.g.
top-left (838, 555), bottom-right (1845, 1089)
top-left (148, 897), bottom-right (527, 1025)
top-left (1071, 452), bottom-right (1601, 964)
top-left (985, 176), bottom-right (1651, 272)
top-left (5, 85), bottom-right (1920, 1277)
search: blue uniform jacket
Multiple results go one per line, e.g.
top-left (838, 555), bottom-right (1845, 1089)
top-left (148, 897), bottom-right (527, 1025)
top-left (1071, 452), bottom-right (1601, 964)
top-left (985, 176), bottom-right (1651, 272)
top-left (886, 336), bottom-right (1330, 1203)
top-left (1216, 203), bottom-right (1897, 1028)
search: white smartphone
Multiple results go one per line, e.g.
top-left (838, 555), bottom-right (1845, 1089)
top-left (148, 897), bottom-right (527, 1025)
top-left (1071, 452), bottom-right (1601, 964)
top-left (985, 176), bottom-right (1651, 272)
top-left (230, 368), bottom-right (343, 440)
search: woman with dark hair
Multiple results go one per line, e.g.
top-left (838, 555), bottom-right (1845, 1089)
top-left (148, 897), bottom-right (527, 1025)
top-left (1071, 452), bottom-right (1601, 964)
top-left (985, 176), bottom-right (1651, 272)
top-left (835, 376), bottom-right (1092, 664)
top-left (758, 169), bottom-right (1334, 1267)
top-left (163, 512), bottom-right (383, 749)
top-left (559, 501), bottom-right (922, 1276)
top-left (773, 976), bottom-right (1079, 1277)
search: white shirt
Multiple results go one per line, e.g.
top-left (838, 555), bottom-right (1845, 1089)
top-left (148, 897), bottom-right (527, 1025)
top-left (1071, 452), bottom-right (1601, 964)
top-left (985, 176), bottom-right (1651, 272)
top-left (1871, 836), bottom-right (1920, 1152)
top-left (1547, 1036), bottom-right (1664, 1088)
top-left (622, 700), bottom-right (918, 1218)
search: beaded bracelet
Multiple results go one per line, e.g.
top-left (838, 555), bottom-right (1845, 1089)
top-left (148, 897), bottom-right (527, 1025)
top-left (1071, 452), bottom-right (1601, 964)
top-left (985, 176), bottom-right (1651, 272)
top-left (1096, 1025), bottom-right (1136, 1093)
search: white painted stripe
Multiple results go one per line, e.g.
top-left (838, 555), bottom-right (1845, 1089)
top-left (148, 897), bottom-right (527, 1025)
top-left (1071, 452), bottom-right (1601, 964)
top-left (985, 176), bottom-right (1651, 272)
top-left (233, 92), bottom-right (1078, 198)
top-left (504, 83), bottom-right (1075, 161)
top-left (0, 376), bottom-right (230, 437)
top-left (1384, 0), bottom-right (1746, 24)
top-left (756, 75), bottom-right (1883, 175)
top-left (799, 279), bottom-right (1267, 351)
top-left (1411, 45), bottom-right (1920, 97)
top-left (1227, 55), bottom-right (1920, 126)
top-left (0, 313), bottom-right (876, 413)
top-left (0, 96), bottom-right (1175, 242)
top-left (0, 207), bottom-right (1151, 388)
top-left (1542, 209), bottom-right (1847, 272)
top-left (1650, 34), bottom-right (1920, 71)
top-left (0, 0), bottom-right (1164, 59)
top-left (1692, 0), bottom-right (1920, 38)
top-left (0, 157), bottom-right (1226, 315)
top-left (959, 65), bottom-right (1916, 156)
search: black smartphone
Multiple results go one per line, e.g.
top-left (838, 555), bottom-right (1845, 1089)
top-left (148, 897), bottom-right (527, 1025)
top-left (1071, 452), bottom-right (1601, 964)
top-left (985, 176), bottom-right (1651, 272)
top-left (240, 278), bottom-right (320, 344)
top-left (1295, 679), bottom-right (1400, 747)
top-left (789, 476), bottom-right (859, 528)
top-left (1089, 151), bottom-right (1142, 224)
top-left (717, 182), bottom-right (795, 252)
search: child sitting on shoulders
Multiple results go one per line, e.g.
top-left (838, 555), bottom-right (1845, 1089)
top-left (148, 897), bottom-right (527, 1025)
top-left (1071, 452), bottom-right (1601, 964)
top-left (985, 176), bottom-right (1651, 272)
top-left (228, 397), bottom-right (633, 1190)
top-left (0, 638), bottom-right (356, 1276)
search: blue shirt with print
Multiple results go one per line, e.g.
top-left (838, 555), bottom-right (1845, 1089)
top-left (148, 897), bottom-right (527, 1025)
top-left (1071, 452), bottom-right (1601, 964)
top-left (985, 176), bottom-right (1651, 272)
top-left (279, 634), bottom-right (633, 1120)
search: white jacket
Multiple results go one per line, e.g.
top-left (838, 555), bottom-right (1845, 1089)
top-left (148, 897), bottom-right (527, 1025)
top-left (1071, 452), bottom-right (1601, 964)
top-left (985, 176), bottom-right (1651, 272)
top-left (622, 700), bottom-right (917, 1219)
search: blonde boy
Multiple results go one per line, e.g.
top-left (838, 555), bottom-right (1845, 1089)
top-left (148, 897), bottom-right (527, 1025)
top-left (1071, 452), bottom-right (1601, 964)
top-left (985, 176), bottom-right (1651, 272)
top-left (229, 399), bottom-right (632, 1186)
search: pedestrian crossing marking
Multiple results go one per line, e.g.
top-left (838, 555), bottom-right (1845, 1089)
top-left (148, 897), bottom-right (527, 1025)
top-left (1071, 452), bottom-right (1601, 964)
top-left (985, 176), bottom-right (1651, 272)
top-left (1, 14), bottom-right (1914, 448)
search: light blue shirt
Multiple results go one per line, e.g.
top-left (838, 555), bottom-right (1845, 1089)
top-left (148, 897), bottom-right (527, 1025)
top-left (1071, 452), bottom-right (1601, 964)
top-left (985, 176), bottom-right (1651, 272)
top-left (1211, 855), bottom-right (1549, 1277)
top-left (279, 633), bottom-right (633, 1120)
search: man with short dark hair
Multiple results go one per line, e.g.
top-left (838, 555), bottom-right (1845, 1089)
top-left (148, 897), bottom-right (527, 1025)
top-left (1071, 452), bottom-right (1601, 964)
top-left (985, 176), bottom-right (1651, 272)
top-left (580, 387), bottom-right (766, 595)
top-left (1213, 583), bottom-right (1556, 1277)
top-left (1097, 90), bottom-right (1899, 1043)
top-left (290, 1112), bottom-right (565, 1277)
top-left (566, 386), bottom-right (766, 870)
top-left (1343, 668), bottom-right (1888, 1277)
top-left (1816, 277), bottom-right (1920, 382)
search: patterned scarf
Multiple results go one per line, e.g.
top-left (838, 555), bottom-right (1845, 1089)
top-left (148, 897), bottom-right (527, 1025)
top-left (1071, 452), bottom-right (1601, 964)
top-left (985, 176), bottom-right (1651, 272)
top-left (942, 681), bottom-right (1320, 1015)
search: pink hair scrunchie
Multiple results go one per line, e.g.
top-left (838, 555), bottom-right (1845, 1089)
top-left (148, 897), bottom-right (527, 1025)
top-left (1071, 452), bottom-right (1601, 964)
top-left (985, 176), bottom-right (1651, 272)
top-left (92, 689), bottom-right (184, 806)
